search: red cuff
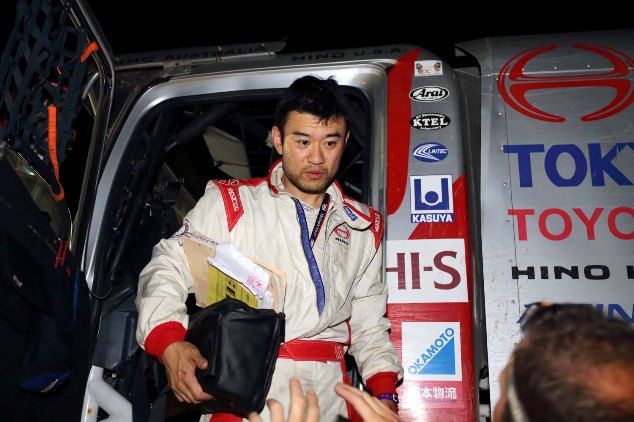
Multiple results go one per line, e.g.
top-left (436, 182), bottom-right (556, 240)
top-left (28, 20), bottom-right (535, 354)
top-left (144, 321), bottom-right (187, 363)
top-left (366, 372), bottom-right (398, 395)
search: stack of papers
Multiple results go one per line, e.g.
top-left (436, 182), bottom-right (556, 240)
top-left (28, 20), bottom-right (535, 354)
top-left (180, 230), bottom-right (285, 311)
top-left (208, 243), bottom-right (273, 309)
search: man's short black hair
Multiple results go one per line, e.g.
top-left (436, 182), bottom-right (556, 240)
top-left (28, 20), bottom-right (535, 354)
top-left (274, 75), bottom-right (349, 134)
top-left (505, 306), bottom-right (634, 422)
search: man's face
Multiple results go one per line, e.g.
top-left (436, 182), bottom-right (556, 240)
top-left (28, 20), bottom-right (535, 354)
top-left (272, 111), bottom-right (348, 207)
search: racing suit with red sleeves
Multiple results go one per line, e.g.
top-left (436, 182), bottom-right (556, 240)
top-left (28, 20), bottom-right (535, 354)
top-left (136, 160), bottom-right (404, 421)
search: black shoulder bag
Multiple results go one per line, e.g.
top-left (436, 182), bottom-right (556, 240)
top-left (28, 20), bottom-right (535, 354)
top-left (168, 297), bottom-right (285, 417)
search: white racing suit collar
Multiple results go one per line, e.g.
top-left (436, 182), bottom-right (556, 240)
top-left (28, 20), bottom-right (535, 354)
top-left (267, 159), bottom-right (373, 231)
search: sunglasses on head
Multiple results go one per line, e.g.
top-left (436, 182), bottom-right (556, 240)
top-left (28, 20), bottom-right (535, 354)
top-left (518, 301), bottom-right (601, 335)
top-left (505, 301), bottom-right (608, 422)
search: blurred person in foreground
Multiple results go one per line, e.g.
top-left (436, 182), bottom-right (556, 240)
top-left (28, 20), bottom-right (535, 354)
top-left (494, 302), bottom-right (634, 422)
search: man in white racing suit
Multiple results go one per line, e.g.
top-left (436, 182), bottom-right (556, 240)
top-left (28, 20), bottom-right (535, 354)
top-left (136, 75), bottom-right (404, 421)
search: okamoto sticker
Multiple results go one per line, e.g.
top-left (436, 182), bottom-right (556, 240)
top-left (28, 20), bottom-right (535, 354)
top-left (402, 322), bottom-right (462, 381)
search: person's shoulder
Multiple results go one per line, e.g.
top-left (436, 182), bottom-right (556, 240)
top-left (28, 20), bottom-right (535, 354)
top-left (198, 177), bottom-right (270, 231)
top-left (205, 177), bottom-right (268, 194)
top-left (341, 195), bottom-right (382, 220)
top-left (200, 177), bottom-right (270, 212)
top-left (329, 182), bottom-right (374, 215)
top-left (340, 195), bottom-right (384, 246)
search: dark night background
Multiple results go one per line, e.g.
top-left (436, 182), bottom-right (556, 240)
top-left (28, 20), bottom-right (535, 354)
top-left (2, 1), bottom-right (633, 64)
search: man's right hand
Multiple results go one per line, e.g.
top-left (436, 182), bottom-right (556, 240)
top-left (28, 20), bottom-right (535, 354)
top-left (162, 341), bottom-right (214, 404)
top-left (334, 383), bottom-right (403, 422)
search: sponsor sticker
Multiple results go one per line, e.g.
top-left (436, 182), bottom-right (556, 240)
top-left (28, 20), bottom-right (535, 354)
top-left (333, 225), bottom-right (351, 247)
top-left (414, 60), bottom-right (444, 76)
top-left (402, 322), bottom-right (462, 381)
top-left (410, 86), bottom-right (449, 102)
top-left (410, 175), bottom-right (454, 223)
top-left (342, 205), bottom-right (358, 221)
top-left (413, 142), bottom-right (449, 162)
top-left (401, 384), bottom-right (460, 405)
top-left (503, 142), bottom-right (634, 188)
top-left (386, 239), bottom-right (467, 303)
top-left (410, 113), bottom-right (450, 130)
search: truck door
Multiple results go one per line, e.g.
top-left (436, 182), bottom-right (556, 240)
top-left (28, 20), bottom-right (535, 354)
top-left (384, 50), bottom-right (478, 421)
top-left (78, 48), bottom-right (411, 419)
top-left (0, 0), bottom-right (114, 420)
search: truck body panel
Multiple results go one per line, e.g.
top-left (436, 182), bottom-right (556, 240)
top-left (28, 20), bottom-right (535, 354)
top-left (0, 1), bottom-right (631, 420)
top-left (459, 29), bottom-right (634, 407)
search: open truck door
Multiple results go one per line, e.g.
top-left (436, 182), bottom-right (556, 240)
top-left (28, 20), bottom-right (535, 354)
top-left (0, 0), bottom-right (115, 420)
top-left (383, 50), bottom-right (478, 421)
top-left (73, 35), bottom-right (481, 421)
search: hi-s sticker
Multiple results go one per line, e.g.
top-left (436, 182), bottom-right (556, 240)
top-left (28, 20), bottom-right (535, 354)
top-left (386, 238), bottom-right (467, 303)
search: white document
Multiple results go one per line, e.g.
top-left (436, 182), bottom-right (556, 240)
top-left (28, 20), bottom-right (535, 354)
top-left (208, 242), bottom-right (271, 301)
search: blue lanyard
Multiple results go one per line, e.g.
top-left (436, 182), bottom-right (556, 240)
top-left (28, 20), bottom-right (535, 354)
top-left (292, 194), bottom-right (330, 314)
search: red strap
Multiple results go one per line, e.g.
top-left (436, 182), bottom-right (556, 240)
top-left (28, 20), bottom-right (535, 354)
top-left (81, 41), bottom-right (99, 62)
top-left (278, 340), bottom-right (361, 422)
top-left (47, 105), bottom-right (65, 201)
top-left (278, 339), bottom-right (345, 362)
top-left (209, 414), bottom-right (242, 422)
top-left (54, 239), bottom-right (69, 268)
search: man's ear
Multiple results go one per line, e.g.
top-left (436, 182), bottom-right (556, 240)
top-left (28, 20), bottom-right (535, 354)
top-left (272, 126), bottom-right (283, 155)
